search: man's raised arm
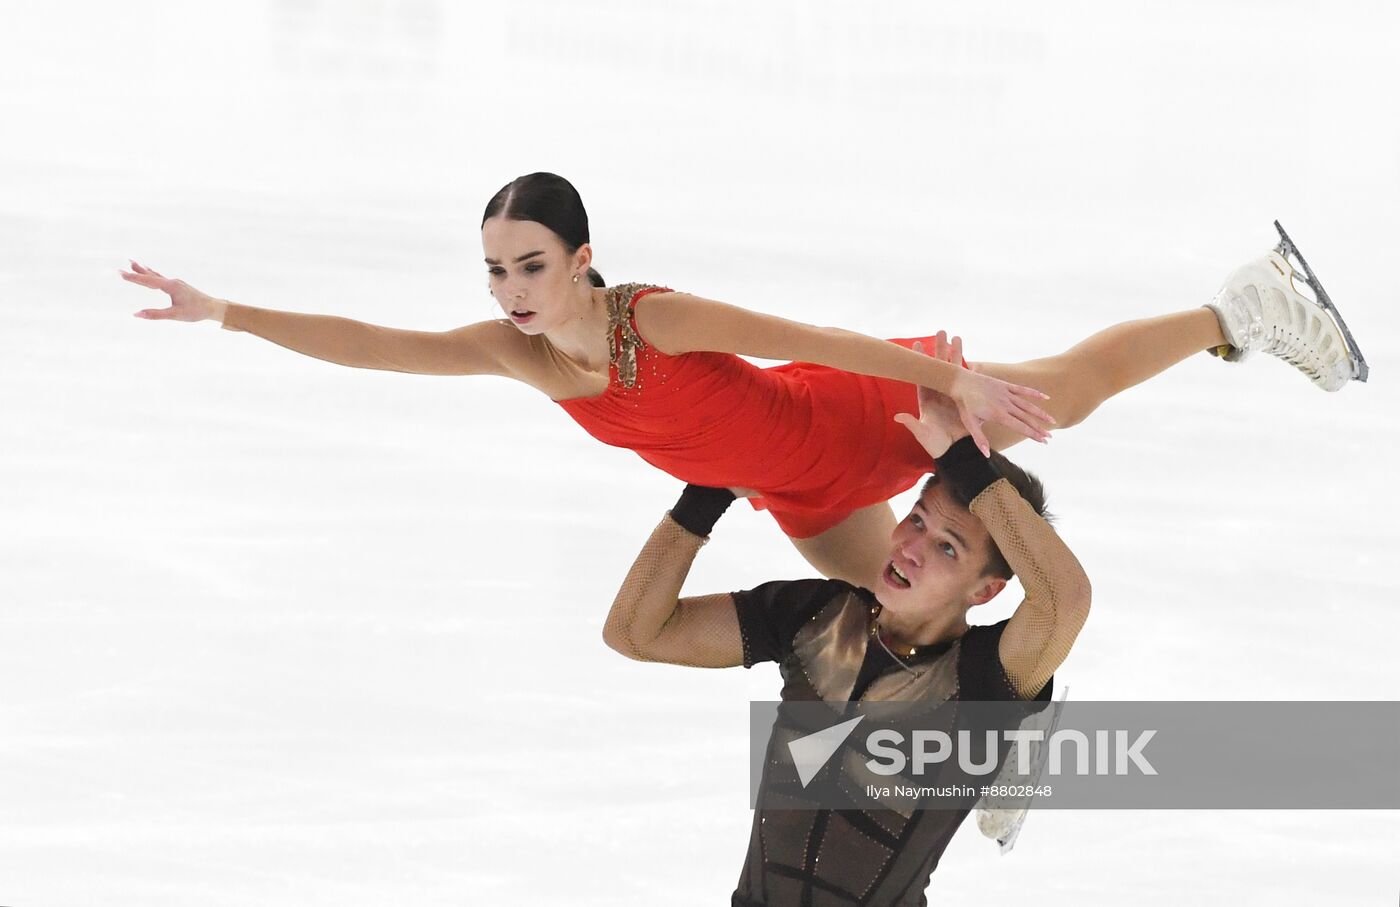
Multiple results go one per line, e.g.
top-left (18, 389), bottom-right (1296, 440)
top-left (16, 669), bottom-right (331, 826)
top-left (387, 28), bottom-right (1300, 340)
top-left (601, 486), bottom-right (747, 668)
top-left (938, 438), bottom-right (1093, 699)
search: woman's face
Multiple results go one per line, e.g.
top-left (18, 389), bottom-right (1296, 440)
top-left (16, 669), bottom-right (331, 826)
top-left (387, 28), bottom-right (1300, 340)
top-left (481, 216), bottom-right (588, 334)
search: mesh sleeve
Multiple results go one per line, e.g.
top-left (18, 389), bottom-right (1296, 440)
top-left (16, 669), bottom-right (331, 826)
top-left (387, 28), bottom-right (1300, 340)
top-left (732, 579), bottom-right (844, 668)
top-left (969, 480), bottom-right (1092, 699)
top-left (602, 516), bottom-right (747, 668)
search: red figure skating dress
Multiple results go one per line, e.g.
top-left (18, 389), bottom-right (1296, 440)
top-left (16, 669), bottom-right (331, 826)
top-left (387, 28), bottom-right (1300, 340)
top-left (556, 284), bottom-right (937, 538)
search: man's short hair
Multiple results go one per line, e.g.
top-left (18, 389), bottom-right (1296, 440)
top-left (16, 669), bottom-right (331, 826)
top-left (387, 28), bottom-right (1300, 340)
top-left (919, 451), bottom-right (1052, 580)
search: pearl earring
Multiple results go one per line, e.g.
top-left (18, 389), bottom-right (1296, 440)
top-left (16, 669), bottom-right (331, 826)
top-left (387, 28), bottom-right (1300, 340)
top-left (572, 274), bottom-right (579, 284)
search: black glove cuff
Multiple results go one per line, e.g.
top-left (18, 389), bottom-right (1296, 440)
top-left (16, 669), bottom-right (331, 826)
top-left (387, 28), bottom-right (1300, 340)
top-left (669, 484), bottom-right (738, 537)
top-left (935, 436), bottom-right (1002, 507)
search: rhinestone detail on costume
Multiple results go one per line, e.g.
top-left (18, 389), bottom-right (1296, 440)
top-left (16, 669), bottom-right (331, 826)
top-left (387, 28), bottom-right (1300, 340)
top-left (604, 282), bottom-right (660, 389)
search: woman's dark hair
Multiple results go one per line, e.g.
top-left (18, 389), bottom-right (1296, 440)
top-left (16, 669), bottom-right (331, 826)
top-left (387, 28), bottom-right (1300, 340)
top-left (482, 172), bottom-right (605, 287)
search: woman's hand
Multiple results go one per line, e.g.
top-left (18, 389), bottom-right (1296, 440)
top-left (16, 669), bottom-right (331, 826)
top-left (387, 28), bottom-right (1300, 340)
top-left (121, 261), bottom-right (227, 323)
top-left (894, 333), bottom-right (971, 460)
top-left (897, 332), bottom-right (1051, 458)
top-left (938, 335), bottom-right (1052, 456)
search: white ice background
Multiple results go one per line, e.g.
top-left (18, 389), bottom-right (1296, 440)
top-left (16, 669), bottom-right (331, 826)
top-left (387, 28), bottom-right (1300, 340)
top-left (1, 1), bottom-right (1397, 904)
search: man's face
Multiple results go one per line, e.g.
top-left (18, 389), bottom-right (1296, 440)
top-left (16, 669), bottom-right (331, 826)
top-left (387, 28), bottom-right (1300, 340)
top-left (875, 482), bottom-right (1003, 620)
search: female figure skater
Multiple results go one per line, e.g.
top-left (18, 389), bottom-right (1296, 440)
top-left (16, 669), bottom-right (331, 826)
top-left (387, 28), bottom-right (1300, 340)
top-left (120, 172), bottom-right (1360, 588)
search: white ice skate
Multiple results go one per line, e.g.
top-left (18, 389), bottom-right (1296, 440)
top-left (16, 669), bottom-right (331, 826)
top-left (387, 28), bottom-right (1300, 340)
top-left (975, 688), bottom-right (1068, 855)
top-left (1205, 221), bottom-right (1368, 391)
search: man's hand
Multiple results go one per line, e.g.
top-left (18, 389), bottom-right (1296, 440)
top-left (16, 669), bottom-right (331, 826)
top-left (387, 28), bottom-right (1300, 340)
top-left (895, 332), bottom-right (973, 460)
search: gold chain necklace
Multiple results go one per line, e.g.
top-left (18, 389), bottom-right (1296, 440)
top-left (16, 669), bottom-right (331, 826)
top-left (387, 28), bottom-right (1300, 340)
top-left (868, 603), bottom-right (923, 663)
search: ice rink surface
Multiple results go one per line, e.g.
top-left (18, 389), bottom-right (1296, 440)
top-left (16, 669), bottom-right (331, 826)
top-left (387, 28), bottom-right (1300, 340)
top-left (2, 1), bottom-right (1397, 904)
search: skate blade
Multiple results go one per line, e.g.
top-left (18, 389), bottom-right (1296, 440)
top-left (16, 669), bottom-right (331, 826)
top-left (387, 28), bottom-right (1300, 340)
top-left (985, 686), bottom-right (1069, 854)
top-left (1272, 220), bottom-right (1370, 383)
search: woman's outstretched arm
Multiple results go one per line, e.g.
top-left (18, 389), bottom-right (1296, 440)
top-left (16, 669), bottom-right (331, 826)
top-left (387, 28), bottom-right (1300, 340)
top-left (635, 292), bottom-right (1054, 454)
top-left (121, 261), bottom-right (522, 377)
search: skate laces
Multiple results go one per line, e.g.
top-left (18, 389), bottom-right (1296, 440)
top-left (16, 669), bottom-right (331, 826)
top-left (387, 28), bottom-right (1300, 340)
top-left (1259, 290), bottom-right (1334, 381)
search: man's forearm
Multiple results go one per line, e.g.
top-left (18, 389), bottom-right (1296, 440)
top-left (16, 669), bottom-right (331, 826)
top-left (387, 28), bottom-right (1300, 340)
top-left (935, 437), bottom-right (1091, 697)
top-left (602, 485), bottom-right (739, 664)
top-left (971, 482), bottom-right (1092, 616)
top-left (937, 437), bottom-right (1090, 607)
top-left (971, 481), bottom-right (1091, 698)
top-left (602, 516), bottom-right (706, 661)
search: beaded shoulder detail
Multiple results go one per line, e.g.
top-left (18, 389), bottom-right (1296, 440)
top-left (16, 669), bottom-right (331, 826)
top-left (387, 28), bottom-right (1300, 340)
top-left (604, 282), bottom-right (666, 389)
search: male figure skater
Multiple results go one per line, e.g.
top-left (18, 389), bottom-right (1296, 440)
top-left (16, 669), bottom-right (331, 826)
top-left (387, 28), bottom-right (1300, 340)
top-left (603, 341), bottom-right (1091, 906)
